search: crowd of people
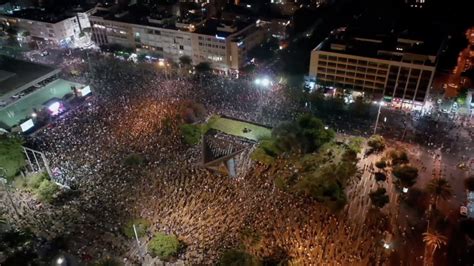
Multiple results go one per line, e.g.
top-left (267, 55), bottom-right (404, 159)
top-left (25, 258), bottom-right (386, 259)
top-left (2, 54), bottom-right (391, 264)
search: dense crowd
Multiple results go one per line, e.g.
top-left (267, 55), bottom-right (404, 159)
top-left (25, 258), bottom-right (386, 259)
top-left (3, 56), bottom-right (388, 264)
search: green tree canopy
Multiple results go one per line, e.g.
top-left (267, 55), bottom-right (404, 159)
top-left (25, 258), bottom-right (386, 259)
top-left (464, 176), bottom-right (474, 191)
top-left (218, 250), bottom-right (261, 266)
top-left (36, 179), bottom-right (59, 203)
top-left (273, 114), bottom-right (335, 154)
top-left (180, 124), bottom-right (203, 145)
top-left (425, 178), bottom-right (452, 208)
top-left (392, 165), bottom-right (418, 188)
top-left (179, 55), bottom-right (192, 66)
top-left (375, 160), bottom-right (387, 169)
top-left (147, 232), bottom-right (180, 261)
top-left (0, 135), bottom-right (25, 180)
top-left (369, 188), bottom-right (389, 208)
top-left (122, 218), bottom-right (150, 238)
top-left (349, 97), bottom-right (371, 118)
top-left (195, 62), bottom-right (212, 74)
top-left (367, 135), bottom-right (385, 152)
top-left (388, 149), bottom-right (409, 165)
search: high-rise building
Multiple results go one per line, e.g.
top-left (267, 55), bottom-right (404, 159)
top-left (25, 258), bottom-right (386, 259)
top-left (309, 27), bottom-right (442, 109)
top-left (0, 8), bottom-right (86, 45)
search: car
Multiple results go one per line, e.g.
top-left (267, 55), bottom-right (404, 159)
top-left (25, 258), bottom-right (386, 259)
top-left (460, 206), bottom-right (468, 217)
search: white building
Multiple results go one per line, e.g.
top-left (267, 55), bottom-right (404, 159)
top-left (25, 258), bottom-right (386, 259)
top-left (0, 9), bottom-right (83, 45)
top-left (90, 8), bottom-right (266, 72)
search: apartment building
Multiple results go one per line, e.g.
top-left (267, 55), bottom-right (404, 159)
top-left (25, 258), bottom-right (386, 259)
top-left (309, 28), bottom-right (441, 108)
top-left (0, 9), bottom-right (84, 45)
top-left (192, 19), bottom-right (266, 71)
top-left (90, 6), bottom-right (266, 72)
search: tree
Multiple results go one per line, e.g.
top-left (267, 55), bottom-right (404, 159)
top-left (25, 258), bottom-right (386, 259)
top-left (122, 219), bottom-right (150, 238)
top-left (181, 101), bottom-right (206, 123)
top-left (349, 97), bottom-right (371, 118)
top-left (464, 176), bottom-right (474, 191)
top-left (123, 154), bottom-right (144, 167)
top-left (148, 233), bottom-right (180, 261)
top-left (180, 124), bottom-right (203, 145)
top-left (273, 114), bottom-right (334, 154)
top-left (195, 62), bottom-right (212, 74)
top-left (388, 149), bottom-right (409, 165)
top-left (425, 178), bottom-right (452, 210)
top-left (369, 188), bottom-right (389, 208)
top-left (423, 230), bottom-right (447, 256)
top-left (94, 257), bottom-right (122, 266)
top-left (375, 160), bottom-right (387, 169)
top-left (374, 172), bottom-right (387, 182)
top-left (0, 135), bottom-right (25, 180)
top-left (347, 137), bottom-right (364, 154)
top-left (218, 250), bottom-right (261, 266)
top-left (367, 135), bottom-right (385, 152)
top-left (392, 165), bottom-right (418, 188)
top-left (36, 179), bottom-right (59, 203)
top-left (179, 55), bottom-right (192, 66)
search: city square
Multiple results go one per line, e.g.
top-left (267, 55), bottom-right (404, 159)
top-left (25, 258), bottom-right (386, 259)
top-left (0, 0), bottom-right (473, 265)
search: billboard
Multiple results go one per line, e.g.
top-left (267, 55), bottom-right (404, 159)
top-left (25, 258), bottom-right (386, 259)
top-left (20, 119), bottom-right (34, 132)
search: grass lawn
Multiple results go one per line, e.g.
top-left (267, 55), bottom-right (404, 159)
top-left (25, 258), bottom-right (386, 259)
top-left (208, 117), bottom-right (271, 141)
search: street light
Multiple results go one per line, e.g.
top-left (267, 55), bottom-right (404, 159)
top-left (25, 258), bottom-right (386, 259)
top-left (254, 77), bottom-right (272, 87)
top-left (373, 100), bottom-right (385, 135)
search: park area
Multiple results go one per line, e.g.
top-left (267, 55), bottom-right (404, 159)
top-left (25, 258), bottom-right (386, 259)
top-left (208, 117), bottom-right (272, 141)
top-left (0, 79), bottom-right (84, 128)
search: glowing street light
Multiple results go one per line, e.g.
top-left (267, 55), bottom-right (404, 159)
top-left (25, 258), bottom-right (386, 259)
top-left (254, 77), bottom-right (272, 87)
top-left (56, 257), bottom-right (65, 265)
top-left (31, 112), bottom-right (37, 118)
top-left (402, 187), bottom-right (409, 193)
top-left (373, 99), bottom-right (385, 135)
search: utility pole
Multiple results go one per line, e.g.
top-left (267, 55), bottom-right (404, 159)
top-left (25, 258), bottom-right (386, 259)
top-left (374, 99), bottom-right (383, 135)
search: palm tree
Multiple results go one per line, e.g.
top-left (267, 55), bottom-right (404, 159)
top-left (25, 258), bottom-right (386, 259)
top-left (464, 176), bottom-right (474, 191)
top-left (425, 178), bottom-right (452, 210)
top-left (423, 230), bottom-right (447, 264)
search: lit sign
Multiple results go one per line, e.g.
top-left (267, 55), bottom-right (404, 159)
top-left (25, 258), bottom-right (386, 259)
top-left (48, 102), bottom-right (61, 115)
top-left (215, 35), bottom-right (226, 40)
top-left (20, 119), bottom-right (34, 132)
top-left (79, 86), bottom-right (91, 97)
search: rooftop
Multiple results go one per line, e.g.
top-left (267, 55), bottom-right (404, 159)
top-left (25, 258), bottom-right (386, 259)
top-left (91, 5), bottom-right (188, 31)
top-left (91, 5), bottom-right (254, 37)
top-left (194, 18), bottom-right (253, 38)
top-left (314, 20), bottom-right (443, 66)
top-left (4, 8), bottom-right (75, 23)
top-left (0, 56), bottom-right (60, 99)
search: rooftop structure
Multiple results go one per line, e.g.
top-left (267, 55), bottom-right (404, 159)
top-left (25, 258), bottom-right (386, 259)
top-left (0, 56), bottom-right (60, 100)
